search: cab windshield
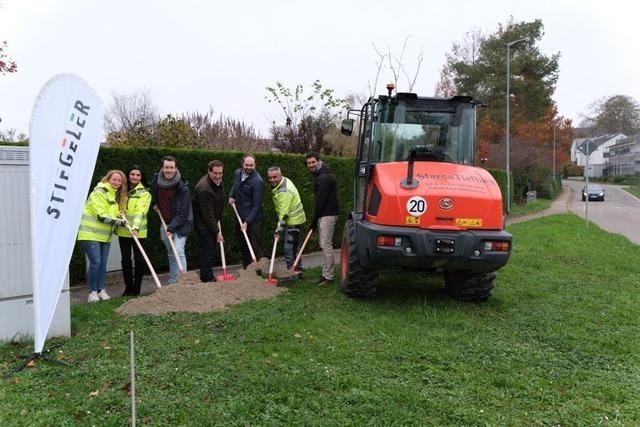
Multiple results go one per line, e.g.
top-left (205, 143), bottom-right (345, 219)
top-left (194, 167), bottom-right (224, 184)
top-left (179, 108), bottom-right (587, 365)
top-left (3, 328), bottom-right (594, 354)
top-left (368, 99), bottom-right (476, 165)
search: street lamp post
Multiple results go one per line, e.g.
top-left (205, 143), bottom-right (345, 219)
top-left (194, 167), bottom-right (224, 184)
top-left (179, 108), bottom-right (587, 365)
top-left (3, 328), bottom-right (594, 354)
top-left (505, 38), bottom-right (527, 214)
top-left (552, 120), bottom-right (556, 182)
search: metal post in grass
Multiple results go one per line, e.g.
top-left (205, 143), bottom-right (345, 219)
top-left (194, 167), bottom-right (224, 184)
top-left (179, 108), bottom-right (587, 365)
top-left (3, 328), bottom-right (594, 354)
top-left (130, 331), bottom-right (136, 427)
top-left (585, 139), bottom-right (590, 227)
top-left (505, 37), bottom-right (527, 214)
top-left (552, 120), bottom-right (556, 183)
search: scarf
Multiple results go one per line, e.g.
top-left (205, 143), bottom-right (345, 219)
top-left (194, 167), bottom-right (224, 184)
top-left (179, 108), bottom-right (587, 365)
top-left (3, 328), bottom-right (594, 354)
top-left (157, 169), bottom-right (182, 189)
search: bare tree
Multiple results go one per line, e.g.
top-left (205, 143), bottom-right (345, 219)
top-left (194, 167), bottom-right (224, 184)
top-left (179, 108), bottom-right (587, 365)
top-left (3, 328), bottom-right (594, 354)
top-left (104, 90), bottom-right (158, 133)
top-left (183, 108), bottom-right (269, 152)
top-left (371, 35), bottom-right (424, 95)
top-left (580, 95), bottom-right (640, 135)
top-left (368, 43), bottom-right (387, 98)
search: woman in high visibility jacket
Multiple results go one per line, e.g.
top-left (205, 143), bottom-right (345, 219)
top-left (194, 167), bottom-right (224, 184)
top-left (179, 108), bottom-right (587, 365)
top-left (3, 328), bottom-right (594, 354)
top-left (116, 165), bottom-right (151, 296)
top-left (77, 170), bottom-right (127, 303)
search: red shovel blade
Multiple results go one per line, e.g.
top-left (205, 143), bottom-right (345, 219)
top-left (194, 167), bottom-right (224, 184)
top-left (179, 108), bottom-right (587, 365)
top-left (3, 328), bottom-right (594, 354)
top-left (216, 273), bottom-right (237, 282)
top-left (266, 275), bottom-right (278, 286)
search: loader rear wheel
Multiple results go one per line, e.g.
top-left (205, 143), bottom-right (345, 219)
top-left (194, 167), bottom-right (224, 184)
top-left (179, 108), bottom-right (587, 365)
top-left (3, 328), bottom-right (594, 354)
top-left (444, 271), bottom-right (496, 302)
top-left (340, 219), bottom-right (376, 298)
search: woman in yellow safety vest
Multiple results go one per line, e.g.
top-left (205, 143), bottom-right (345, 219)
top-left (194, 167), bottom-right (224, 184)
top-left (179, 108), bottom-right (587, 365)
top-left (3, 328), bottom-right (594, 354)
top-left (77, 170), bottom-right (128, 303)
top-left (116, 165), bottom-right (151, 296)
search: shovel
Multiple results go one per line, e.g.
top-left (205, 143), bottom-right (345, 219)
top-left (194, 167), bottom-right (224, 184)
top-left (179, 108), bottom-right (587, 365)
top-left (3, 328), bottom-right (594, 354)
top-left (121, 214), bottom-right (162, 289)
top-left (156, 209), bottom-right (185, 274)
top-left (231, 202), bottom-right (257, 264)
top-left (290, 228), bottom-right (313, 275)
top-left (215, 220), bottom-right (236, 282)
top-left (266, 235), bottom-right (279, 286)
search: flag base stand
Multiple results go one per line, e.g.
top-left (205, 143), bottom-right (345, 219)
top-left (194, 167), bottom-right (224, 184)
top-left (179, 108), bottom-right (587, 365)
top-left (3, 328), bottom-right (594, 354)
top-left (3, 346), bottom-right (73, 379)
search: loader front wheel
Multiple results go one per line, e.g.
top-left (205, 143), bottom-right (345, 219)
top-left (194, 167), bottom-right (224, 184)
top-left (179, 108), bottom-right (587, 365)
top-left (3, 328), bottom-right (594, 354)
top-left (340, 219), bottom-right (376, 298)
top-left (444, 271), bottom-right (496, 302)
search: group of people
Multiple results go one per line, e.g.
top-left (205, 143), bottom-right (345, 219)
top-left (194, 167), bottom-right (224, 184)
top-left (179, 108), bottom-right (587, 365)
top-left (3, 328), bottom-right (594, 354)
top-left (77, 152), bottom-right (339, 302)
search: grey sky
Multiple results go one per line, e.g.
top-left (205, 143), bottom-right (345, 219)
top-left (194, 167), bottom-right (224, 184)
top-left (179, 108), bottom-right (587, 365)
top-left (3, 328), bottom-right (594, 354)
top-left (1, 0), bottom-right (639, 138)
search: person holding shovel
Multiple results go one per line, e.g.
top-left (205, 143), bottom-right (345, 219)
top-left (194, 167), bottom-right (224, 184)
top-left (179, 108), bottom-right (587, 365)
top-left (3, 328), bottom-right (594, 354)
top-left (151, 156), bottom-right (193, 285)
top-left (228, 154), bottom-right (264, 269)
top-left (267, 167), bottom-right (306, 278)
top-left (116, 165), bottom-right (151, 296)
top-left (77, 170), bottom-right (128, 302)
top-left (192, 160), bottom-right (225, 283)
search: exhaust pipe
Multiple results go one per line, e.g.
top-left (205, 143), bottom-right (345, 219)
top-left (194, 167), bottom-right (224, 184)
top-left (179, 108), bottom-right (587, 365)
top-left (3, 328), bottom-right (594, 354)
top-left (401, 149), bottom-right (419, 189)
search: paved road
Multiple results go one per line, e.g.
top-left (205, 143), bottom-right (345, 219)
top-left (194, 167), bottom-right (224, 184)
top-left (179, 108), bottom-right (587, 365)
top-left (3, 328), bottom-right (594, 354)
top-left (563, 179), bottom-right (640, 244)
top-left (507, 179), bottom-right (640, 244)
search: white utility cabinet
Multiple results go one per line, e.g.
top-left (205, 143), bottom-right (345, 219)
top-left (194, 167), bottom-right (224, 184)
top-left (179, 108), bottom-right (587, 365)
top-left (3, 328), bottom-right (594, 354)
top-left (0, 146), bottom-right (71, 343)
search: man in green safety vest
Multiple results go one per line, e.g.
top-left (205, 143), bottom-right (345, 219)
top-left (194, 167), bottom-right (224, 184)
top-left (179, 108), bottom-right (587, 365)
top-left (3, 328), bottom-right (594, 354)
top-left (267, 166), bottom-right (306, 277)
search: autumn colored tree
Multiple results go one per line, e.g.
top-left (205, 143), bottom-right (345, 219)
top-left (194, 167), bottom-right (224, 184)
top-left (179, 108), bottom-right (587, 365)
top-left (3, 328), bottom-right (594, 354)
top-left (479, 106), bottom-right (572, 198)
top-left (438, 18), bottom-right (565, 201)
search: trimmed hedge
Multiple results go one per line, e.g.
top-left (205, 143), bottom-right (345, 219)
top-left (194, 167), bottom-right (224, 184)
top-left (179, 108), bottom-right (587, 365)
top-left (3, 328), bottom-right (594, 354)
top-left (71, 147), bottom-right (354, 284)
top-left (485, 168), bottom-right (513, 213)
top-left (563, 164), bottom-right (584, 178)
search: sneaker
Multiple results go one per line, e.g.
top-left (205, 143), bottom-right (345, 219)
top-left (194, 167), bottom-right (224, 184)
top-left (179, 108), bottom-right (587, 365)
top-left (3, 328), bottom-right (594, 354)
top-left (316, 276), bottom-right (332, 286)
top-left (97, 289), bottom-right (111, 301)
top-left (87, 291), bottom-right (99, 303)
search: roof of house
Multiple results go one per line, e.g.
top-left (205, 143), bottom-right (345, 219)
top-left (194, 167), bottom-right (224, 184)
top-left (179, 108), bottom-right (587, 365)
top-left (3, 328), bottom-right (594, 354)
top-left (574, 133), bottom-right (627, 155)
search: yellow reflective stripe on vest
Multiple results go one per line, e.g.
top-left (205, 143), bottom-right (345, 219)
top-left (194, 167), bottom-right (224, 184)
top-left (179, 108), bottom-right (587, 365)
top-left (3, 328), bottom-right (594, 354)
top-left (78, 224), bottom-right (113, 237)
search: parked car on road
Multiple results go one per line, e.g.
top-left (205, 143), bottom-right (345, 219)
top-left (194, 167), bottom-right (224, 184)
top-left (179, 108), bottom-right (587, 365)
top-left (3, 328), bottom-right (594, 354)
top-left (582, 184), bottom-right (605, 201)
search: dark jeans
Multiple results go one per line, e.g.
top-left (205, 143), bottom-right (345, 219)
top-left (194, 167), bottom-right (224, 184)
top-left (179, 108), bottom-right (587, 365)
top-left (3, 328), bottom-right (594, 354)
top-left (283, 225), bottom-right (302, 270)
top-left (196, 225), bottom-right (218, 282)
top-left (236, 220), bottom-right (262, 268)
top-left (118, 236), bottom-right (146, 295)
top-left (81, 240), bottom-right (111, 292)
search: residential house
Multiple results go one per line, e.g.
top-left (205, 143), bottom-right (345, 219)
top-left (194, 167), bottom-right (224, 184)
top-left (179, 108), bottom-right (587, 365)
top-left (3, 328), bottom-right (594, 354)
top-left (605, 134), bottom-right (640, 176)
top-left (571, 133), bottom-right (627, 177)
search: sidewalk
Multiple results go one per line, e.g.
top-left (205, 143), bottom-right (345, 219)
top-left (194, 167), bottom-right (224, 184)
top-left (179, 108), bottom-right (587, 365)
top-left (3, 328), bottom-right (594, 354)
top-left (70, 249), bottom-right (341, 305)
top-left (505, 184), bottom-right (573, 226)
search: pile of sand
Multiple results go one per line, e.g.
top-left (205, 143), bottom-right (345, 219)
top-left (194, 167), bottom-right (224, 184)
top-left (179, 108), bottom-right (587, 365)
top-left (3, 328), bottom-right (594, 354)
top-left (117, 258), bottom-right (297, 316)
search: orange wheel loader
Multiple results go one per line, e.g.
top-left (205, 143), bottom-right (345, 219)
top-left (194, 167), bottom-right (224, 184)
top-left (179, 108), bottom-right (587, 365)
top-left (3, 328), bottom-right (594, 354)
top-left (339, 87), bottom-right (512, 301)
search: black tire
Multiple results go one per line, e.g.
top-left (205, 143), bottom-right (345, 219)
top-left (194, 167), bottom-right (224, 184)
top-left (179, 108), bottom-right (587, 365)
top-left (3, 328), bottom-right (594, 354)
top-left (339, 219), bottom-right (376, 297)
top-left (444, 271), bottom-right (496, 302)
top-left (582, 196), bottom-right (586, 201)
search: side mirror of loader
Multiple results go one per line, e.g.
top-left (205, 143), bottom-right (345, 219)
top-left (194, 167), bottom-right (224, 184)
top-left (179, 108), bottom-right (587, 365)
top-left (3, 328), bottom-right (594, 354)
top-left (340, 119), bottom-right (354, 136)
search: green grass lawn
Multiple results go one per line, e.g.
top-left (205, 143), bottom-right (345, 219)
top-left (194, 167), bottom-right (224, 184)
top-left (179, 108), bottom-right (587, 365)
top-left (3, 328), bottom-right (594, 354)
top-left (623, 185), bottom-right (640, 199)
top-left (508, 198), bottom-right (552, 217)
top-left (2, 214), bottom-right (640, 425)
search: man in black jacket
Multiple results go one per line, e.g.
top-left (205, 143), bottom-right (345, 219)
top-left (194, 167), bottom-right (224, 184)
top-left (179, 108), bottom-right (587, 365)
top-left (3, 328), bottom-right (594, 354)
top-left (228, 154), bottom-right (264, 268)
top-left (151, 156), bottom-right (193, 285)
top-left (306, 152), bottom-right (339, 286)
top-left (193, 160), bottom-right (225, 282)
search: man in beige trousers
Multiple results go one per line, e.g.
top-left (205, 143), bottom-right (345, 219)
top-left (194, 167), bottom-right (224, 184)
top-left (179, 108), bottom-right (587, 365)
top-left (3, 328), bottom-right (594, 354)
top-left (305, 152), bottom-right (340, 286)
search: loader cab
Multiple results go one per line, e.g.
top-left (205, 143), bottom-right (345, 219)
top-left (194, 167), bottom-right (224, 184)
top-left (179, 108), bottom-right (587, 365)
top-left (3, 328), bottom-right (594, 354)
top-left (342, 94), bottom-right (479, 213)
